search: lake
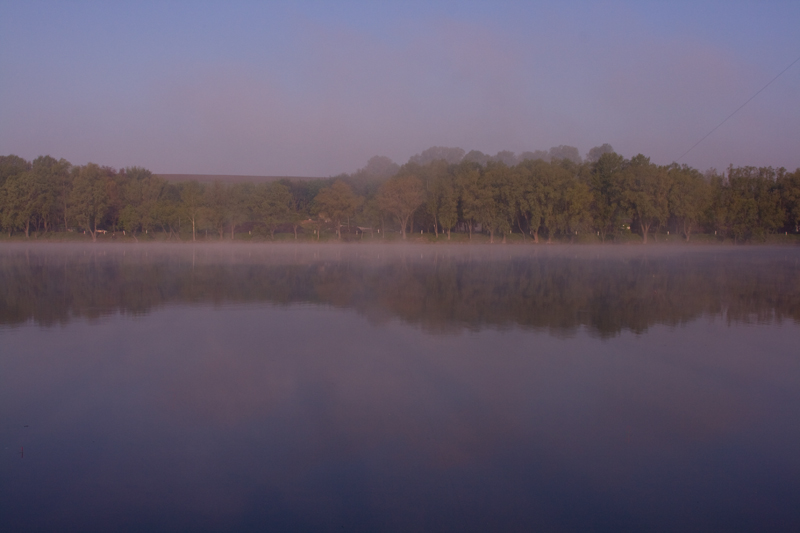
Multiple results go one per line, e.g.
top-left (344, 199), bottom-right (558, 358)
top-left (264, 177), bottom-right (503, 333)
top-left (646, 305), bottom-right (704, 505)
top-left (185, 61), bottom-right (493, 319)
top-left (1, 243), bottom-right (799, 532)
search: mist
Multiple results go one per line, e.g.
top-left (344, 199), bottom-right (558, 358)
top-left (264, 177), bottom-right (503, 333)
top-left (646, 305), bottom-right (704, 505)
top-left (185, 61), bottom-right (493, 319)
top-left (1, 2), bottom-right (799, 176)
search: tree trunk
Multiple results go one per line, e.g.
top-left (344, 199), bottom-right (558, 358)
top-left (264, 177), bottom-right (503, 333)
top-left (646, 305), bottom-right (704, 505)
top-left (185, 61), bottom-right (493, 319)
top-left (231, 224), bottom-right (235, 240)
top-left (24, 218), bottom-right (30, 239)
top-left (191, 217), bottom-right (196, 242)
top-left (489, 228), bottom-right (494, 244)
top-left (433, 214), bottom-right (438, 238)
top-left (447, 228), bottom-right (451, 240)
top-left (640, 221), bottom-right (650, 244)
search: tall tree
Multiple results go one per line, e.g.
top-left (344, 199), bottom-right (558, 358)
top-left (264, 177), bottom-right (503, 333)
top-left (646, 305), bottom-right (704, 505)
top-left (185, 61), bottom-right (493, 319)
top-left (585, 144), bottom-right (615, 163)
top-left (778, 168), bottom-right (800, 232)
top-left (481, 162), bottom-right (515, 243)
top-left (255, 181), bottom-right (294, 239)
top-left (623, 155), bottom-right (670, 244)
top-left (512, 159), bottom-right (546, 242)
top-left (590, 152), bottom-right (626, 242)
top-left (667, 164), bottom-right (709, 241)
top-left (314, 180), bottom-right (362, 239)
top-left (377, 175), bottom-right (424, 240)
top-left (69, 163), bottom-right (110, 241)
top-left (179, 181), bottom-right (205, 242)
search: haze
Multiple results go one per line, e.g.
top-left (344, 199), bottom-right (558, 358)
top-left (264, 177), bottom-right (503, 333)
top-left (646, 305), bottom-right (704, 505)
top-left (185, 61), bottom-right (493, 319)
top-left (1, 1), bottom-right (799, 176)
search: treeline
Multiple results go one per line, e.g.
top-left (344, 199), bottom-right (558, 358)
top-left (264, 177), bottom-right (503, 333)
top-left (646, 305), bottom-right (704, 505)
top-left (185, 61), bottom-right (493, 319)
top-left (2, 147), bottom-right (799, 243)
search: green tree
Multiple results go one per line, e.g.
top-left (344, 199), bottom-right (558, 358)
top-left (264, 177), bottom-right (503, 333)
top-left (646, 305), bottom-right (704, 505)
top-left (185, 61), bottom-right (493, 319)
top-left (228, 182), bottom-right (254, 239)
top-left (622, 155), bottom-right (670, 244)
top-left (778, 168), bottom-right (800, 232)
top-left (255, 181), bottom-right (294, 239)
top-left (377, 175), bottom-right (425, 240)
top-left (119, 166), bottom-right (163, 241)
top-left (512, 160), bottom-right (546, 242)
top-left (480, 162), bottom-right (515, 243)
top-left (2, 171), bottom-right (35, 237)
top-left (725, 166), bottom-right (783, 242)
top-left (30, 156), bottom-right (69, 233)
top-left (419, 160), bottom-right (451, 238)
top-left (69, 163), bottom-right (110, 241)
top-left (153, 182), bottom-right (182, 240)
top-left (667, 164), bottom-right (709, 241)
top-left (314, 180), bottom-right (362, 239)
top-left (204, 181), bottom-right (229, 240)
top-left (589, 152), bottom-right (626, 242)
top-left (179, 181), bottom-right (205, 242)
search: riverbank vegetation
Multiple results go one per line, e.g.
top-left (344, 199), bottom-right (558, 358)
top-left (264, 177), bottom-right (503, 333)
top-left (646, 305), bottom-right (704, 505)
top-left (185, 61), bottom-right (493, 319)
top-left (2, 146), bottom-right (799, 243)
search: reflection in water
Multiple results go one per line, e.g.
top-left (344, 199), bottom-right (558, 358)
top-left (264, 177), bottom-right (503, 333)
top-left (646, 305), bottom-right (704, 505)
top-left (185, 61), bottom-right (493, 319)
top-left (1, 243), bottom-right (799, 335)
top-left (1, 244), bottom-right (800, 531)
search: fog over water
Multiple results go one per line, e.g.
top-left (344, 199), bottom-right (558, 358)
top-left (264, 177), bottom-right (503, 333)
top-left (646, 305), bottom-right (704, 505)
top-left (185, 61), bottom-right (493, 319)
top-left (2, 243), bottom-right (799, 334)
top-left (2, 244), bottom-right (799, 531)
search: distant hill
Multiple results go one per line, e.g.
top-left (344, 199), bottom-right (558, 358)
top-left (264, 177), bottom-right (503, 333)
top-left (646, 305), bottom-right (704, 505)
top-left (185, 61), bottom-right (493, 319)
top-left (155, 174), bottom-right (327, 184)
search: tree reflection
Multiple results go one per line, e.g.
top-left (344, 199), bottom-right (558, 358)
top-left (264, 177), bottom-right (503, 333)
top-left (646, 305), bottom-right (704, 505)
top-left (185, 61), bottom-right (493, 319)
top-left (1, 246), bottom-right (798, 337)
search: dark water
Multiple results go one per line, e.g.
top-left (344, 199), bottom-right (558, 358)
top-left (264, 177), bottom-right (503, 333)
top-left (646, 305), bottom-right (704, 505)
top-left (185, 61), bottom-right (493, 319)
top-left (1, 244), bottom-right (799, 532)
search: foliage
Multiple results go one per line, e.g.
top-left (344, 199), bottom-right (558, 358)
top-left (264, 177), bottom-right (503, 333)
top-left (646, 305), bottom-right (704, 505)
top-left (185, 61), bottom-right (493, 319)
top-left (1, 151), bottom-right (798, 243)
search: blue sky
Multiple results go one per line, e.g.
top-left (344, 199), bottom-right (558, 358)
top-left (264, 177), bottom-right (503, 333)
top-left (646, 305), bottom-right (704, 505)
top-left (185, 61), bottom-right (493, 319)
top-left (1, 1), bottom-right (798, 175)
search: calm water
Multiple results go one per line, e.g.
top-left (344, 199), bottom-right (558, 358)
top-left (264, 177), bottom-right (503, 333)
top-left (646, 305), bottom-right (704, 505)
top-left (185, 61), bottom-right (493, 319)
top-left (1, 244), bottom-right (799, 532)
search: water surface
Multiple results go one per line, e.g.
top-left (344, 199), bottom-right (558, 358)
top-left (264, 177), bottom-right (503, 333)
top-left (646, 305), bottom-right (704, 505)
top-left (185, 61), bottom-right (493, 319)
top-left (2, 244), bottom-right (799, 531)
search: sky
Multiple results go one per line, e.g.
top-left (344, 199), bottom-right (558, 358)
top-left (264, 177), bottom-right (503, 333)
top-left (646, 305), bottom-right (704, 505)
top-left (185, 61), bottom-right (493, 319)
top-left (1, 0), bottom-right (798, 176)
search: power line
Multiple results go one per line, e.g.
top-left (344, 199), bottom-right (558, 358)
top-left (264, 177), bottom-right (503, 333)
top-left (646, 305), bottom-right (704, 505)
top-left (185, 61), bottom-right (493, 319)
top-left (677, 53), bottom-right (800, 162)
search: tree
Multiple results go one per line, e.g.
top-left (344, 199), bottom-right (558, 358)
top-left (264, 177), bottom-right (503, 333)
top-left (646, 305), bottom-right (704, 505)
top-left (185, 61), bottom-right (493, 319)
top-left (255, 181), bottom-right (293, 239)
top-left (313, 180), bottom-right (362, 239)
top-left (421, 160), bottom-right (450, 238)
top-left (377, 175), bottom-right (424, 240)
top-left (153, 182), bottom-right (182, 240)
top-left (119, 166), bottom-right (162, 241)
top-left (454, 162), bottom-right (482, 239)
top-left (204, 181), bottom-right (229, 240)
top-left (512, 160), bottom-right (546, 242)
top-left (0, 155), bottom-right (30, 189)
top-left (462, 150), bottom-right (491, 166)
top-left (30, 156), bottom-right (69, 233)
top-left (179, 181), bottom-right (205, 242)
top-left (778, 168), bottom-right (800, 232)
top-left (549, 145), bottom-right (582, 164)
top-left (480, 162), bottom-right (515, 243)
top-left (69, 163), bottom-right (110, 241)
top-left (518, 150), bottom-right (550, 163)
top-left (724, 166), bottom-right (783, 242)
top-left (623, 155), bottom-right (670, 244)
top-left (409, 146), bottom-right (464, 166)
top-left (667, 164), bottom-right (709, 241)
top-left (590, 152), bottom-right (626, 242)
top-left (227, 182), bottom-right (254, 239)
top-left (585, 144), bottom-right (615, 163)
top-left (493, 150), bottom-right (517, 166)
top-left (358, 156), bottom-right (399, 178)
top-left (2, 171), bottom-right (36, 237)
